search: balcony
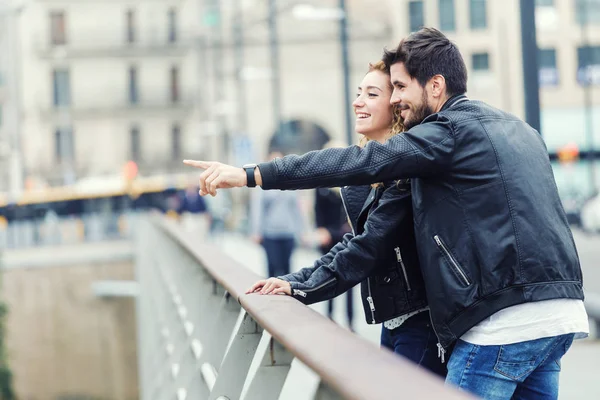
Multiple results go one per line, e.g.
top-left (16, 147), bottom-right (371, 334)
top-left (35, 31), bottom-right (195, 60)
top-left (38, 93), bottom-right (197, 121)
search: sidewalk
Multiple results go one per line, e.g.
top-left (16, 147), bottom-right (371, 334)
top-left (217, 232), bottom-right (600, 400)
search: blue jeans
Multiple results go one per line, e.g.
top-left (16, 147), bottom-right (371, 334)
top-left (381, 311), bottom-right (447, 378)
top-left (446, 334), bottom-right (575, 399)
top-left (262, 237), bottom-right (295, 277)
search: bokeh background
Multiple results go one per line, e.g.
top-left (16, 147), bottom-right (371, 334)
top-left (0, 1), bottom-right (598, 399)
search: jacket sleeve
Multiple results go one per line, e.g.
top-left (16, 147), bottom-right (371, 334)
top-left (279, 233), bottom-right (352, 284)
top-left (258, 116), bottom-right (454, 190)
top-left (284, 185), bottom-right (412, 305)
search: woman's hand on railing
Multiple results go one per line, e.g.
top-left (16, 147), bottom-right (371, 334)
top-left (246, 278), bottom-right (292, 296)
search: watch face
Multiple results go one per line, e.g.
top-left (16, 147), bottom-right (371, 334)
top-left (243, 163), bottom-right (257, 169)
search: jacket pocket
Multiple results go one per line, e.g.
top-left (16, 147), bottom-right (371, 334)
top-left (433, 235), bottom-right (471, 286)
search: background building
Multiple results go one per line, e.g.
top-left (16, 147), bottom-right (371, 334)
top-left (0, 0), bottom-right (598, 197)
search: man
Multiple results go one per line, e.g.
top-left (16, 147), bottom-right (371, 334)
top-left (185, 28), bottom-right (588, 398)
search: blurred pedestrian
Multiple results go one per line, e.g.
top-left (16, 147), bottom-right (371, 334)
top-left (314, 141), bottom-right (354, 329)
top-left (246, 61), bottom-right (446, 377)
top-left (179, 183), bottom-right (210, 238)
top-left (250, 151), bottom-right (304, 277)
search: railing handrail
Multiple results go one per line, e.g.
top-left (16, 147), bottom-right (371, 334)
top-left (157, 217), bottom-right (474, 399)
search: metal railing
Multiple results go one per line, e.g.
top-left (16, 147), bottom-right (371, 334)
top-left (0, 212), bottom-right (136, 249)
top-left (136, 216), bottom-right (473, 400)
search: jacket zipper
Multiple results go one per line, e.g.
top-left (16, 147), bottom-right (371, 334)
top-left (293, 277), bottom-right (336, 299)
top-left (434, 235), bottom-right (471, 286)
top-left (394, 246), bottom-right (411, 291)
top-left (339, 189), bottom-right (355, 235)
top-left (366, 277), bottom-right (376, 323)
top-left (428, 311), bottom-right (446, 363)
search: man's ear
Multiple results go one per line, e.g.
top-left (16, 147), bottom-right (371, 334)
top-left (429, 74), bottom-right (446, 98)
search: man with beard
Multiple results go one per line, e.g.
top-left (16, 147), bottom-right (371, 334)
top-left (184, 28), bottom-right (589, 398)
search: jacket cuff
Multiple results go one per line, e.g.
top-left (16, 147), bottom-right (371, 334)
top-left (287, 281), bottom-right (309, 303)
top-left (257, 162), bottom-right (278, 190)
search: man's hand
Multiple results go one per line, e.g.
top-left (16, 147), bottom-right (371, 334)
top-left (246, 278), bottom-right (292, 296)
top-left (183, 160), bottom-right (252, 196)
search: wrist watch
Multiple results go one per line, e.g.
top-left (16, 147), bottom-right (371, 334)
top-left (242, 163), bottom-right (258, 187)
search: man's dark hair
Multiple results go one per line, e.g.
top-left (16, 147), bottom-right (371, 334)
top-left (383, 27), bottom-right (467, 96)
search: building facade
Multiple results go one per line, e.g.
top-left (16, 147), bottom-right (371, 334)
top-left (12, 0), bottom-right (202, 189)
top-left (1, 0), bottom-right (599, 195)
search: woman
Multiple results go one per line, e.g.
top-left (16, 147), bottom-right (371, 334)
top-left (247, 61), bottom-right (446, 376)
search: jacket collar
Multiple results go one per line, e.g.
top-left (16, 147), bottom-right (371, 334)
top-left (440, 94), bottom-right (468, 112)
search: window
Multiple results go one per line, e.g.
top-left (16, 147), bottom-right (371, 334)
top-left (170, 66), bottom-right (180, 103)
top-left (130, 125), bottom-right (141, 161)
top-left (55, 127), bottom-right (74, 163)
top-left (439, 0), bottom-right (456, 31)
top-left (129, 66), bottom-right (138, 104)
top-left (50, 11), bottom-right (66, 45)
top-left (539, 48), bottom-right (559, 87)
top-left (472, 53), bottom-right (489, 71)
top-left (53, 69), bottom-right (71, 107)
top-left (469, 0), bottom-right (487, 29)
top-left (168, 8), bottom-right (177, 43)
top-left (575, 0), bottom-right (600, 25)
top-left (126, 9), bottom-right (136, 44)
top-left (171, 124), bottom-right (181, 160)
top-left (536, 0), bottom-right (554, 6)
top-left (577, 45), bottom-right (600, 85)
top-left (408, 1), bottom-right (424, 32)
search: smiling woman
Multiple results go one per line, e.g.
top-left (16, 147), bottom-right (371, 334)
top-left (352, 61), bottom-right (395, 145)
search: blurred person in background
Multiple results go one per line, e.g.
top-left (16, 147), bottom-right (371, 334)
top-left (250, 150), bottom-right (304, 278)
top-left (179, 182), bottom-right (210, 238)
top-left (204, 190), bottom-right (232, 240)
top-left (313, 140), bottom-right (354, 329)
top-left (246, 61), bottom-right (446, 377)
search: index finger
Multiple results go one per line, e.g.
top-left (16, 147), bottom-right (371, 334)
top-left (183, 160), bottom-right (212, 169)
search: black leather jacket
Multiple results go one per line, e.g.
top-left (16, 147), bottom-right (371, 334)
top-left (258, 95), bottom-right (584, 352)
top-left (280, 180), bottom-right (428, 324)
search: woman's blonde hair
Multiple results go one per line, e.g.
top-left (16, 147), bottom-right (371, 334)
top-left (357, 60), bottom-right (405, 187)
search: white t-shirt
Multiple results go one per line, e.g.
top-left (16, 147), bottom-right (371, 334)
top-left (460, 299), bottom-right (589, 346)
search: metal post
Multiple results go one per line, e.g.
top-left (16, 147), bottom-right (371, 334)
top-left (4, 7), bottom-right (24, 198)
top-left (233, 0), bottom-right (247, 135)
top-left (268, 0), bottom-right (282, 137)
top-left (519, 0), bottom-right (541, 135)
top-left (211, 0), bottom-right (229, 162)
top-left (339, 0), bottom-right (353, 146)
top-left (582, 0), bottom-right (596, 192)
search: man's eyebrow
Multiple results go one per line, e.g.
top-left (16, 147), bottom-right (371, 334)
top-left (392, 80), bottom-right (405, 86)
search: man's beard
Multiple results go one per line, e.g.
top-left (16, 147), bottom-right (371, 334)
top-left (402, 90), bottom-right (434, 130)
